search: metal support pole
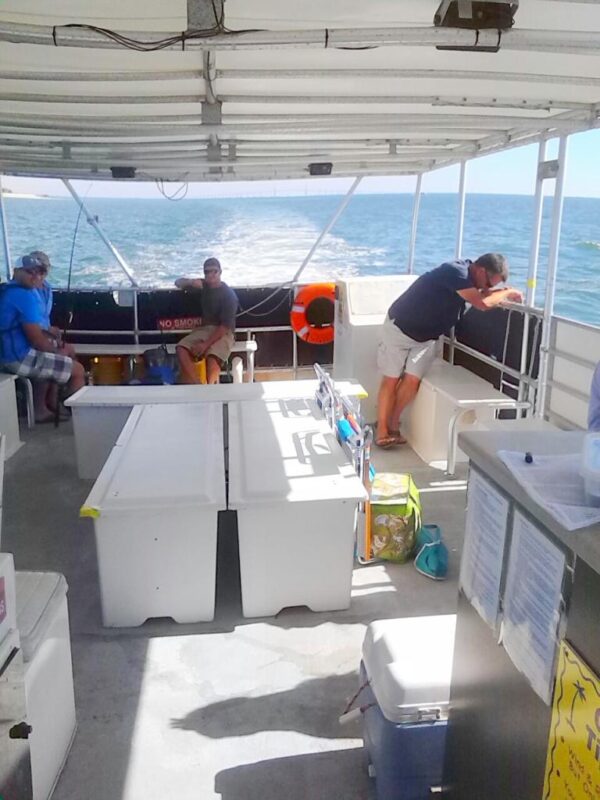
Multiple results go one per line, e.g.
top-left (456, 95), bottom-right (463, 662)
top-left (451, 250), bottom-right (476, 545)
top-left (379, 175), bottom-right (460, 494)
top-left (455, 161), bottom-right (467, 260)
top-left (132, 289), bottom-right (140, 345)
top-left (407, 173), bottom-right (422, 274)
top-left (0, 175), bottom-right (12, 280)
top-left (62, 179), bottom-right (139, 287)
top-left (518, 140), bottom-right (547, 406)
top-left (536, 135), bottom-right (569, 419)
top-left (291, 176), bottom-right (362, 285)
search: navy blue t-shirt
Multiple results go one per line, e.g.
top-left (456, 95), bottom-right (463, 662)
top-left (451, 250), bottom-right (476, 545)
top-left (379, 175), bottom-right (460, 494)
top-left (388, 260), bottom-right (475, 342)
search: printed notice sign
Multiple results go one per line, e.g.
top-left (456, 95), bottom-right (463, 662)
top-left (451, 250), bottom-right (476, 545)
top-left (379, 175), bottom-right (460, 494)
top-left (543, 642), bottom-right (600, 800)
top-left (459, 469), bottom-right (509, 628)
top-left (501, 511), bottom-right (566, 704)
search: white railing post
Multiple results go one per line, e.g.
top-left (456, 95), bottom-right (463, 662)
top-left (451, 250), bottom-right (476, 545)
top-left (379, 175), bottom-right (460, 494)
top-left (0, 175), bottom-right (12, 280)
top-left (518, 140), bottom-right (547, 408)
top-left (62, 179), bottom-right (139, 288)
top-left (407, 173), bottom-right (422, 274)
top-left (536, 136), bottom-right (569, 419)
top-left (455, 161), bottom-right (467, 260)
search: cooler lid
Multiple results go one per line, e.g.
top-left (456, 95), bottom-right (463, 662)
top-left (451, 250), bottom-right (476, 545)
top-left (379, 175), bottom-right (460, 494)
top-left (81, 403), bottom-right (226, 514)
top-left (362, 615), bottom-right (456, 724)
top-left (228, 399), bottom-right (368, 506)
top-left (16, 571), bottom-right (68, 663)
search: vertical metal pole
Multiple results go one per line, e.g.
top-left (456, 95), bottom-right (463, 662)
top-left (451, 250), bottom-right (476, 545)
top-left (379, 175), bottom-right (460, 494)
top-left (455, 161), bottom-right (467, 260)
top-left (0, 175), bottom-right (12, 280)
top-left (133, 288), bottom-right (139, 345)
top-left (291, 176), bottom-right (362, 285)
top-left (62, 179), bottom-right (139, 287)
top-left (407, 173), bottom-right (423, 274)
top-left (518, 140), bottom-right (547, 408)
top-left (536, 136), bottom-right (569, 419)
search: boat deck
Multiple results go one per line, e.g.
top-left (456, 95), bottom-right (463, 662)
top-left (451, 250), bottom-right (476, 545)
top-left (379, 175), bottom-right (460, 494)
top-left (2, 418), bottom-right (467, 800)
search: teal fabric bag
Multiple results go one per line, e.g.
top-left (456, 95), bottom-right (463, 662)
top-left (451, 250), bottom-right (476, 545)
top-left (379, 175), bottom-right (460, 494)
top-left (414, 524), bottom-right (448, 580)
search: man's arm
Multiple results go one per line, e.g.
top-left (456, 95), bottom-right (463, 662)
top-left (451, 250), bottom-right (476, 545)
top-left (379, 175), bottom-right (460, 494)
top-left (22, 322), bottom-right (59, 353)
top-left (457, 287), bottom-right (523, 311)
top-left (174, 277), bottom-right (203, 290)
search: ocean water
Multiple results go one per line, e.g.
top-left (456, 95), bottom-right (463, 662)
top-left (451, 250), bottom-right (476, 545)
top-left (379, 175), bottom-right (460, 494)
top-left (3, 192), bottom-right (600, 325)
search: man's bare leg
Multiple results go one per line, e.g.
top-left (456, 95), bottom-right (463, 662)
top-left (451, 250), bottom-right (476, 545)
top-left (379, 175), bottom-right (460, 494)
top-left (389, 373), bottom-right (421, 435)
top-left (176, 345), bottom-right (201, 384)
top-left (376, 375), bottom-right (400, 443)
top-left (33, 381), bottom-right (53, 422)
top-left (66, 361), bottom-right (86, 396)
top-left (206, 355), bottom-right (221, 384)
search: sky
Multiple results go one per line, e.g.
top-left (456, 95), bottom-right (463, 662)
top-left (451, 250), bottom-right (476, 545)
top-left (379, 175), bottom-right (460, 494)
top-left (3, 129), bottom-right (600, 200)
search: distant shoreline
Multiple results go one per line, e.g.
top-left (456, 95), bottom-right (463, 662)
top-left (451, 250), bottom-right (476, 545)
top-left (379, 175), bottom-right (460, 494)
top-left (2, 191), bottom-right (49, 200)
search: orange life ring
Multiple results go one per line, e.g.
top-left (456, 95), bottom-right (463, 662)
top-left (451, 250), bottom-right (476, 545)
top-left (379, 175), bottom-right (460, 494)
top-left (290, 282), bottom-right (336, 345)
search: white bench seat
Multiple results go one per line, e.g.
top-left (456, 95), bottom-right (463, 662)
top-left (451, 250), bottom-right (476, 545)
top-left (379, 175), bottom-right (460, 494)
top-left (71, 339), bottom-right (257, 382)
top-left (404, 360), bottom-right (530, 474)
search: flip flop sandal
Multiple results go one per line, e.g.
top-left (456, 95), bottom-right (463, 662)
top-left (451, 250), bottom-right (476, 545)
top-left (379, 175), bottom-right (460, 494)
top-left (388, 430), bottom-right (407, 444)
top-left (375, 435), bottom-right (400, 449)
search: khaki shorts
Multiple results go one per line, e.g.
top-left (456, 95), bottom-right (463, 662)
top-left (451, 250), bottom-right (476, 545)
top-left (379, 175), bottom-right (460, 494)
top-left (377, 316), bottom-right (436, 379)
top-left (177, 326), bottom-right (235, 364)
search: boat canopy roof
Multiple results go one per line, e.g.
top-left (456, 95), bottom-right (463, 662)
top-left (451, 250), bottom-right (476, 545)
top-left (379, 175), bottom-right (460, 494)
top-left (0, 0), bottom-right (599, 182)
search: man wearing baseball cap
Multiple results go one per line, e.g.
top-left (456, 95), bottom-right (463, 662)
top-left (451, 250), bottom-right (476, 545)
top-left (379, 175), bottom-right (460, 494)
top-left (174, 257), bottom-right (239, 384)
top-left (0, 255), bottom-right (85, 422)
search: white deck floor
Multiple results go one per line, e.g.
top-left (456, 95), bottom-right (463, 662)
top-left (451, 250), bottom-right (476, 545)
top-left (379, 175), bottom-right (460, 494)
top-left (2, 418), bottom-right (467, 800)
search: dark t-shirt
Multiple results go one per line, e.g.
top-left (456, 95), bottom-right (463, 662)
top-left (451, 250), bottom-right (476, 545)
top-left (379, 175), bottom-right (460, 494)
top-left (388, 260), bottom-right (475, 342)
top-left (202, 282), bottom-right (239, 330)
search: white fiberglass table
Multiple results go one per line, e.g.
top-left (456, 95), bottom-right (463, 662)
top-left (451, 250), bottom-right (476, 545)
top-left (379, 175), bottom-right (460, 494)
top-left (228, 397), bottom-right (368, 618)
top-left (66, 380), bottom-right (367, 480)
top-left (80, 403), bottom-right (225, 627)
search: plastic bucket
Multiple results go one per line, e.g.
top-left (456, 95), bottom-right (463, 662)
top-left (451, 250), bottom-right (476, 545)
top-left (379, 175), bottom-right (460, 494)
top-left (194, 359), bottom-right (207, 384)
top-left (91, 356), bottom-right (123, 385)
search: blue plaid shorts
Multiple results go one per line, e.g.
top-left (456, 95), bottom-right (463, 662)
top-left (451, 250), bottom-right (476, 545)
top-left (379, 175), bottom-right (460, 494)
top-left (4, 348), bottom-right (73, 385)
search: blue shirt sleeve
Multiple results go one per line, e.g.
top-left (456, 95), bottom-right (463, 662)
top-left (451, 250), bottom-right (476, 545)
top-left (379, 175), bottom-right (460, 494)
top-left (588, 363), bottom-right (600, 431)
top-left (14, 288), bottom-right (43, 325)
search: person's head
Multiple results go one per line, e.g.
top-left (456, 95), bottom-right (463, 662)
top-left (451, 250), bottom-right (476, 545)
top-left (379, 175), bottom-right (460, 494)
top-left (471, 253), bottom-right (509, 291)
top-left (203, 257), bottom-right (222, 288)
top-left (29, 250), bottom-right (51, 280)
top-left (13, 254), bottom-right (45, 289)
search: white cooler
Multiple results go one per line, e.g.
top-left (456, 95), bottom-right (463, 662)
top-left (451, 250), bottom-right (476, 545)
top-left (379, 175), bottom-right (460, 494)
top-left (81, 403), bottom-right (226, 627)
top-left (361, 615), bottom-right (457, 800)
top-left (16, 571), bottom-right (76, 800)
top-left (228, 397), bottom-right (367, 617)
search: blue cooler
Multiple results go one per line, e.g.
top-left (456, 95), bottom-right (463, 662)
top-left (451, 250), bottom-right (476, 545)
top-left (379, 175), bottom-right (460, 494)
top-left (361, 615), bottom-right (456, 800)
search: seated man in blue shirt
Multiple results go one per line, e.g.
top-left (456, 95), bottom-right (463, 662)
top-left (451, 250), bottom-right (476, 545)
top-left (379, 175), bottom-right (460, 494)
top-left (589, 363), bottom-right (600, 431)
top-left (0, 255), bottom-right (85, 422)
top-left (29, 250), bottom-right (78, 416)
top-left (376, 253), bottom-right (523, 448)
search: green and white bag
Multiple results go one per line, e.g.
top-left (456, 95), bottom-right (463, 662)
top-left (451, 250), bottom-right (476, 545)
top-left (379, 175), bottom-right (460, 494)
top-left (370, 473), bottom-right (422, 563)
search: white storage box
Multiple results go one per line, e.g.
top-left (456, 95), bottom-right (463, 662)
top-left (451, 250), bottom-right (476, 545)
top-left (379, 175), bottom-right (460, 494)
top-left (404, 361), bottom-right (498, 466)
top-left (81, 403), bottom-right (226, 626)
top-left (228, 398), bottom-right (367, 617)
top-left (16, 571), bottom-right (76, 800)
top-left (66, 381), bottom-right (366, 480)
top-left (0, 374), bottom-right (23, 459)
top-left (333, 275), bottom-right (418, 422)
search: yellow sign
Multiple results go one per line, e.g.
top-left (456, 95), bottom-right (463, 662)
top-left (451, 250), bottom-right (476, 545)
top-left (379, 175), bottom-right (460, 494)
top-left (544, 642), bottom-right (600, 800)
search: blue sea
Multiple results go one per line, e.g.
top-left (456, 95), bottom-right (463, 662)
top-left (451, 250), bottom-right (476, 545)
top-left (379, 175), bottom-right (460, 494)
top-left (3, 192), bottom-right (600, 325)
